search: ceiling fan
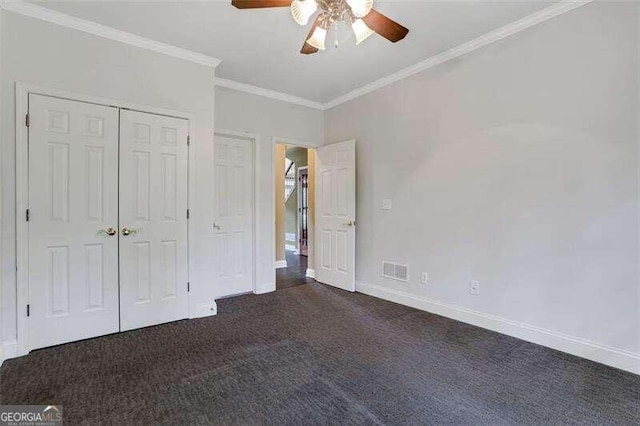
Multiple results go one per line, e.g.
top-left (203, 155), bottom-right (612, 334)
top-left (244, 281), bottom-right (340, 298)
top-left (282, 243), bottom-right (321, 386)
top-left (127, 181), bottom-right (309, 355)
top-left (231, 0), bottom-right (409, 54)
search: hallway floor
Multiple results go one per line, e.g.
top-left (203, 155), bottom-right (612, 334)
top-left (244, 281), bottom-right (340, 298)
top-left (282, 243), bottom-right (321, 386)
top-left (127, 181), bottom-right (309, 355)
top-left (276, 250), bottom-right (314, 289)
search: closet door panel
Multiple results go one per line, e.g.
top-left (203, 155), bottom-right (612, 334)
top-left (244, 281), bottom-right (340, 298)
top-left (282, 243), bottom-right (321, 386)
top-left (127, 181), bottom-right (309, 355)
top-left (28, 94), bottom-right (120, 350)
top-left (119, 110), bottom-right (189, 331)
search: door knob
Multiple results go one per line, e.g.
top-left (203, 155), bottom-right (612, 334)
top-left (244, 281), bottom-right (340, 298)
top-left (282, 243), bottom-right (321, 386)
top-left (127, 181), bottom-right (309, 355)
top-left (343, 221), bottom-right (355, 227)
top-left (121, 227), bottom-right (139, 236)
top-left (213, 222), bottom-right (221, 230)
top-left (99, 227), bottom-right (117, 236)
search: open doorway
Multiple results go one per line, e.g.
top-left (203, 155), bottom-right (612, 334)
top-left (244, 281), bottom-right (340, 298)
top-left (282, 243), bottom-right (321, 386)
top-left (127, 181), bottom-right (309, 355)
top-left (275, 143), bottom-right (316, 289)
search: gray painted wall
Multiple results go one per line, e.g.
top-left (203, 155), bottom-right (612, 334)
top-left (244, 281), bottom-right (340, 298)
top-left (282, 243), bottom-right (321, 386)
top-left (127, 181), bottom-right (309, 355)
top-left (324, 2), bottom-right (639, 355)
top-left (285, 186), bottom-right (298, 244)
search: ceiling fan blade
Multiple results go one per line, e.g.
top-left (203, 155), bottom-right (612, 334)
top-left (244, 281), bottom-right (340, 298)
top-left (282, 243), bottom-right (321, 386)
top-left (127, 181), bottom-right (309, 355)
top-left (232, 0), bottom-right (291, 9)
top-left (300, 15), bottom-right (321, 55)
top-left (362, 9), bottom-right (409, 43)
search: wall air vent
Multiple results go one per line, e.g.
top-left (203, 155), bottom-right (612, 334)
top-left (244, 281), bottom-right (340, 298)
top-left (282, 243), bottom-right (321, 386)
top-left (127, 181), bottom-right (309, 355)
top-left (394, 264), bottom-right (408, 281)
top-left (382, 261), bottom-right (409, 283)
top-left (382, 261), bottom-right (395, 279)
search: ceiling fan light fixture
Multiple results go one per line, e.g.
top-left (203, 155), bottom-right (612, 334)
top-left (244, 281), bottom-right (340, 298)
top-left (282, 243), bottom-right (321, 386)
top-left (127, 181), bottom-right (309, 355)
top-left (291, 0), bottom-right (318, 26)
top-left (352, 18), bottom-right (374, 45)
top-left (232, 0), bottom-right (408, 54)
top-left (346, 0), bottom-right (373, 18)
top-left (306, 26), bottom-right (327, 50)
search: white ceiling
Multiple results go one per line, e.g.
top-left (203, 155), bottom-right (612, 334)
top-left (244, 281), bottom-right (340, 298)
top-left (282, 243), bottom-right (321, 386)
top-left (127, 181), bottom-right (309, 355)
top-left (31, 0), bottom-right (557, 103)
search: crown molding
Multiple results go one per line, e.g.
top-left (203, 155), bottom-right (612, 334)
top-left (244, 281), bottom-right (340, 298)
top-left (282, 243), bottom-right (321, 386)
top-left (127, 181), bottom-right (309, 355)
top-left (215, 78), bottom-right (324, 110)
top-left (1, 0), bottom-right (221, 68)
top-left (216, 0), bottom-right (594, 111)
top-left (1, 0), bottom-right (592, 110)
top-left (323, 0), bottom-right (593, 110)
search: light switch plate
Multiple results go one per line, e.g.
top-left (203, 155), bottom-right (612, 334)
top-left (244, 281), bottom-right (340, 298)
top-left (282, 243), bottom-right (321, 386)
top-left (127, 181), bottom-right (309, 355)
top-left (382, 199), bottom-right (392, 210)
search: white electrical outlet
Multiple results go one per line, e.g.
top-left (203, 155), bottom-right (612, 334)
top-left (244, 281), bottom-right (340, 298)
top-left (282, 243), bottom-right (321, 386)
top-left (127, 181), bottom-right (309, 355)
top-left (469, 280), bottom-right (480, 295)
top-left (382, 199), bottom-right (392, 210)
top-left (421, 272), bottom-right (429, 285)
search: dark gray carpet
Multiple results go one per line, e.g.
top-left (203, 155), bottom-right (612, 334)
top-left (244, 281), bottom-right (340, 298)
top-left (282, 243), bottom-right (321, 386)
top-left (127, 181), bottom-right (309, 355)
top-left (1, 282), bottom-right (638, 424)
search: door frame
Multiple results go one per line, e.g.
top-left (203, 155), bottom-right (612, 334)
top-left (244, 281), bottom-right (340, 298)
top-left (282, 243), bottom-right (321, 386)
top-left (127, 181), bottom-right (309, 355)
top-left (271, 137), bottom-right (320, 286)
top-left (213, 129), bottom-right (258, 295)
top-left (15, 82), bottom-right (196, 357)
top-left (296, 166), bottom-right (309, 255)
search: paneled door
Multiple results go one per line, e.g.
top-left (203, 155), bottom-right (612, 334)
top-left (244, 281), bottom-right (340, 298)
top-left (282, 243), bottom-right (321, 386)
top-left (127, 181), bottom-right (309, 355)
top-left (28, 94), bottom-right (120, 350)
top-left (212, 133), bottom-right (254, 295)
top-left (315, 140), bottom-right (356, 292)
top-left (119, 110), bottom-right (189, 331)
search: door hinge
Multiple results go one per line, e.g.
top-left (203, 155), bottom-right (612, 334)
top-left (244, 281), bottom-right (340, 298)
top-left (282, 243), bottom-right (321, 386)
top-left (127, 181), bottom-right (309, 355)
top-left (187, 135), bottom-right (190, 146)
top-left (25, 209), bottom-right (30, 222)
top-left (25, 113), bottom-right (30, 127)
top-left (187, 209), bottom-right (190, 219)
top-left (26, 304), bottom-right (30, 317)
top-left (187, 282), bottom-right (190, 292)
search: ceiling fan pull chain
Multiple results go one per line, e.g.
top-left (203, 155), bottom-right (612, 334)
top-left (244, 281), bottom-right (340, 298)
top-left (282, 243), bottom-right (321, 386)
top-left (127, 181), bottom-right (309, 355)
top-left (334, 21), bottom-right (339, 48)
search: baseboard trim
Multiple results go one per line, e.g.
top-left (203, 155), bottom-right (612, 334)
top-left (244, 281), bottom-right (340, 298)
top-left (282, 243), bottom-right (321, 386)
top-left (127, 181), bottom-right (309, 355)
top-left (190, 301), bottom-right (217, 319)
top-left (0, 340), bottom-right (18, 366)
top-left (254, 283), bottom-right (276, 294)
top-left (275, 260), bottom-right (288, 269)
top-left (306, 268), bottom-right (316, 279)
top-left (356, 281), bottom-right (640, 375)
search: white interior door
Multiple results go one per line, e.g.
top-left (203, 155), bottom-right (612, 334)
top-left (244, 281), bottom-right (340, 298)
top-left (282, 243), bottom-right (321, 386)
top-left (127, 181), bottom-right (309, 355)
top-left (212, 133), bottom-right (254, 295)
top-left (119, 110), bottom-right (189, 331)
top-left (315, 140), bottom-right (356, 292)
top-left (28, 94), bottom-right (120, 350)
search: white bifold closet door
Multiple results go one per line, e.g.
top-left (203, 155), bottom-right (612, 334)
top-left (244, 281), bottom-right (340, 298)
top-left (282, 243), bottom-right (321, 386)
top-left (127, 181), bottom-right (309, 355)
top-left (28, 95), bottom-right (190, 350)
top-left (28, 94), bottom-right (120, 350)
top-left (118, 110), bottom-right (189, 331)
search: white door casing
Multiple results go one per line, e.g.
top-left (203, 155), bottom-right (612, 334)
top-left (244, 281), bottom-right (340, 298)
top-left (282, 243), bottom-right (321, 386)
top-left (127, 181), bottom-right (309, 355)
top-left (315, 140), bottom-right (356, 292)
top-left (119, 110), bottom-right (189, 331)
top-left (212, 133), bottom-right (254, 296)
top-left (28, 94), bottom-right (120, 349)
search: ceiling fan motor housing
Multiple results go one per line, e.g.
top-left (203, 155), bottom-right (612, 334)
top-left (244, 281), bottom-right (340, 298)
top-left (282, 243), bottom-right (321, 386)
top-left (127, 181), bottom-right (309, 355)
top-left (317, 0), bottom-right (361, 28)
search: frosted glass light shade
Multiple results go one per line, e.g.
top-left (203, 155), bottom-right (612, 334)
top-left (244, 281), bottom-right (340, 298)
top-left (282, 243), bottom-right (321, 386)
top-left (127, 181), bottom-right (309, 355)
top-left (352, 19), bottom-right (374, 44)
top-left (346, 0), bottom-right (373, 18)
top-left (306, 26), bottom-right (327, 50)
top-left (290, 0), bottom-right (317, 26)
